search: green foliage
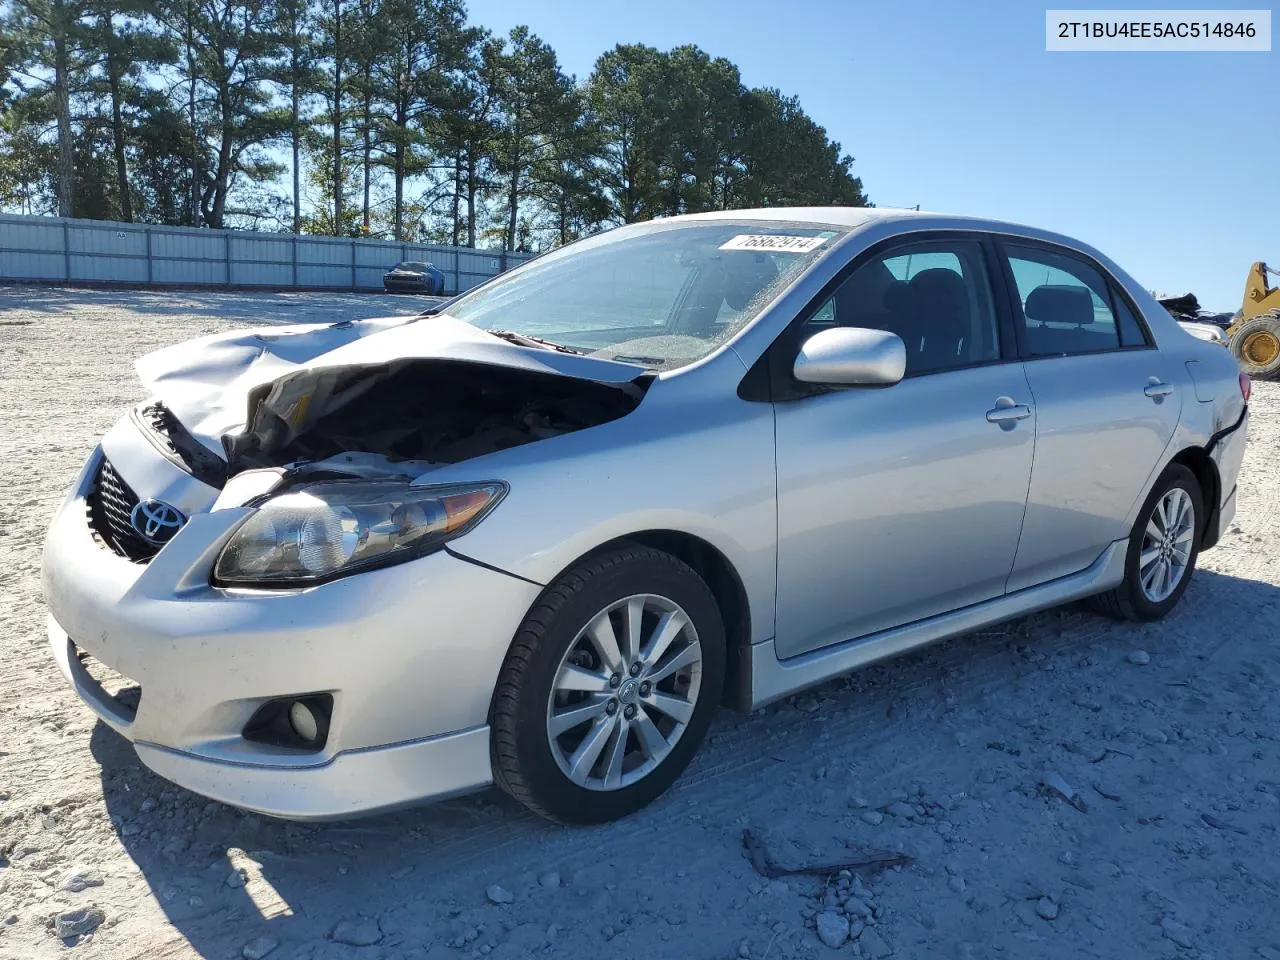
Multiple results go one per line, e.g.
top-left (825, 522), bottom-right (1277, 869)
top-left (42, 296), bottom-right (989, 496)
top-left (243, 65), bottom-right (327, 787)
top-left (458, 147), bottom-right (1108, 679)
top-left (0, 97), bottom-right (56, 213)
top-left (151, 0), bottom-right (289, 227)
top-left (585, 44), bottom-right (866, 225)
top-left (0, 2), bottom-right (870, 247)
top-left (491, 26), bottom-right (579, 251)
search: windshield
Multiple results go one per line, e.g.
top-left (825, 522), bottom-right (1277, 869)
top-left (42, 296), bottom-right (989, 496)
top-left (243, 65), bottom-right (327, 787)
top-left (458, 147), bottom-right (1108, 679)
top-left (444, 220), bottom-right (844, 368)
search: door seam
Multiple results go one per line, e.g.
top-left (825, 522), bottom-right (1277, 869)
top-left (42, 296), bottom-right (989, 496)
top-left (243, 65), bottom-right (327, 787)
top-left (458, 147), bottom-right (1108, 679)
top-left (1003, 361), bottom-right (1038, 595)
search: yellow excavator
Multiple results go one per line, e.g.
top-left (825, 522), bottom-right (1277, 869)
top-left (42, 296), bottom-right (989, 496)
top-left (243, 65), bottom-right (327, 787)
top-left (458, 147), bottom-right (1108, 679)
top-left (1229, 261), bottom-right (1280, 378)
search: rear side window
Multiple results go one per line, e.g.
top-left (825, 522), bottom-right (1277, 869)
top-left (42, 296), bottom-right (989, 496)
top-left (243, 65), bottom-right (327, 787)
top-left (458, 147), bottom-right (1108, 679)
top-left (1005, 245), bottom-right (1122, 357)
top-left (1114, 293), bottom-right (1151, 347)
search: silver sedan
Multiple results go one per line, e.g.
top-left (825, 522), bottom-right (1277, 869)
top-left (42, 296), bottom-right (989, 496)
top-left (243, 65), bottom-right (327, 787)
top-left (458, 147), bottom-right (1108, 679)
top-left (42, 208), bottom-right (1250, 823)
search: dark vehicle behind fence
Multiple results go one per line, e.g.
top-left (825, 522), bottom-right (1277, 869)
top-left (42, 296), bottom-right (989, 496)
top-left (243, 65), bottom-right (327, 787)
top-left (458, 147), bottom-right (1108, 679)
top-left (383, 260), bottom-right (444, 294)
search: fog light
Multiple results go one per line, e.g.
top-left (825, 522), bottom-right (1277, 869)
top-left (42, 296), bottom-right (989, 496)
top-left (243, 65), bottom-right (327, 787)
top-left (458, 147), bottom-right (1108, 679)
top-left (242, 693), bottom-right (332, 752)
top-left (289, 700), bottom-right (320, 743)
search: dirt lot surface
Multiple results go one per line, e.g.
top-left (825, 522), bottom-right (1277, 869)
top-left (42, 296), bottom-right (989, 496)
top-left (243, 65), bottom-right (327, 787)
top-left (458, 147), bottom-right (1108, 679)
top-left (2, 287), bottom-right (1279, 960)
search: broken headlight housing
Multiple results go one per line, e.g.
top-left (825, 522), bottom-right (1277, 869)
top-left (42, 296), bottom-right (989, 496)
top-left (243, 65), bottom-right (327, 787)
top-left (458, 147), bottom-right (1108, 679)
top-left (213, 480), bottom-right (507, 586)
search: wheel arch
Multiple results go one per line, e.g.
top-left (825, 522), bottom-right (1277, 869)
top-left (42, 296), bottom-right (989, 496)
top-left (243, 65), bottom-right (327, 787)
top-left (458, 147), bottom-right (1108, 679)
top-left (557, 529), bottom-right (755, 713)
top-left (1170, 446), bottom-right (1222, 549)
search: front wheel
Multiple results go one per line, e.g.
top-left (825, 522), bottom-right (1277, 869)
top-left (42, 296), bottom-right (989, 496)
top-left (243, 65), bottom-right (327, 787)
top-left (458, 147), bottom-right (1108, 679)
top-left (1090, 463), bottom-right (1202, 621)
top-left (490, 544), bottom-right (725, 824)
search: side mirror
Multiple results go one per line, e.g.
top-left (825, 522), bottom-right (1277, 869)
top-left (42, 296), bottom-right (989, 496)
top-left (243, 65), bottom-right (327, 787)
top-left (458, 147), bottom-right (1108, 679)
top-left (793, 327), bottom-right (906, 387)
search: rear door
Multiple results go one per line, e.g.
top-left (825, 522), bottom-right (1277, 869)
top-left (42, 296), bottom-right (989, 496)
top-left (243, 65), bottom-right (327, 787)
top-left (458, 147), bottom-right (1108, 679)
top-left (997, 240), bottom-right (1182, 592)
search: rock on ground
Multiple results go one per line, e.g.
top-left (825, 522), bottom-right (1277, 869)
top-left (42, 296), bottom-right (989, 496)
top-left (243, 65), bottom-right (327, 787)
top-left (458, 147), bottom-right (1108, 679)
top-left (53, 906), bottom-right (105, 940)
top-left (486, 883), bottom-right (514, 904)
top-left (59, 865), bottom-right (105, 893)
top-left (330, 917), bottom-right (382, 947)
top-left (816, 910), bottom-right (850, 948)
top-left (242, 936), bottom-right (279, 960)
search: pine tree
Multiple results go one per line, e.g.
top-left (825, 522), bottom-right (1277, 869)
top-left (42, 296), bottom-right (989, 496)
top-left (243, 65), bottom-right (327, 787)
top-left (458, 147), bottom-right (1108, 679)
top-left (492, 25), bottom-right (578, 252)
top-left (153, 0), bottom-right (286, 227)
top-left (1, 0), bottom-right (95, 216)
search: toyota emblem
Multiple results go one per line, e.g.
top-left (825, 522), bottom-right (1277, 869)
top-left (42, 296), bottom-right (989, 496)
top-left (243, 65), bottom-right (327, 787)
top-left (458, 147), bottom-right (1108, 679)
top-left (130, 499), bottom-right (187, 546)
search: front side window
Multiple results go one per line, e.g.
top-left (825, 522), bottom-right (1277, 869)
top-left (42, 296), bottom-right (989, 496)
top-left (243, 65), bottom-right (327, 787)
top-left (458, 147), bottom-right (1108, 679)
top-left (804, 239), bottom-right (1001, 376)
top-left (1005, 244), bottom-right (1125, 357)
top-left (444, 221), bottom-right (845, 369)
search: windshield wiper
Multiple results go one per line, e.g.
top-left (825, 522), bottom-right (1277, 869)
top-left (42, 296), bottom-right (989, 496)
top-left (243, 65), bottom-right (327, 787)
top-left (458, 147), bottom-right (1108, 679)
top-left (610, 355), bottom-right (667, 366)
top-left (487, 329), bottom-right (585, 355)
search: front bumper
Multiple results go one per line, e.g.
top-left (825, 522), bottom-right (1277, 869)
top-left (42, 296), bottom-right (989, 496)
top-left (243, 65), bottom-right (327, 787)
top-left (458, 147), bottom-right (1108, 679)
top-left (42, 447), bottom-right (543, 819)
top-left (383, 274), bottom-right (434, 292)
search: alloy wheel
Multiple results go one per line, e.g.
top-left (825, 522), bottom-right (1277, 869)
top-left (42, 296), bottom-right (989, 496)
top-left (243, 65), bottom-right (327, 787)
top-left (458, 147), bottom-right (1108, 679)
top-left (546, 594), bottom-right (703, 791)
top-left (1139, 487), bottom-right (1196, 603)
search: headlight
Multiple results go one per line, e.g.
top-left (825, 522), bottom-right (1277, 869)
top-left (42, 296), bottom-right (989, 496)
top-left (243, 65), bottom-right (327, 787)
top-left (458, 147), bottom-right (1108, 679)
top-left (213, 480), bottom-right (507, 586)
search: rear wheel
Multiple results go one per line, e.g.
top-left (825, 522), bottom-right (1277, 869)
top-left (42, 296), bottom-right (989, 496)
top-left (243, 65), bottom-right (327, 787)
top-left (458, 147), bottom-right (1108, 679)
top-left (1090, 464), bottom-right (1202, 621)
top-left (1229, 313), bottom-right (1280, 379)
top-left (490, 544), bottom-right (725, 824)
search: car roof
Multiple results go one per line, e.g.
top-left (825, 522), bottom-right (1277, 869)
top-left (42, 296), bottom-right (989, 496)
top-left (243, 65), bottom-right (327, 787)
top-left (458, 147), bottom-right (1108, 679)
top-left (665, 206), bottom-right (1112, 266)
top-left (672, 205), bottom-right (1056, 237)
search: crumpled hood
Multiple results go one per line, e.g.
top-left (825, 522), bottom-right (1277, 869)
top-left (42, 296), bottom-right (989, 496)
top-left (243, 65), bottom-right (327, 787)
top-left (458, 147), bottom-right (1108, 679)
top-left (135, 313), bottom-right (647, 459)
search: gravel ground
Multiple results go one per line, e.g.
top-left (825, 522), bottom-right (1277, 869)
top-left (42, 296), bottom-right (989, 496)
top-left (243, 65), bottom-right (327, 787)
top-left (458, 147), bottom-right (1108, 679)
top-left (2, 286), bottom-right (1280, 960)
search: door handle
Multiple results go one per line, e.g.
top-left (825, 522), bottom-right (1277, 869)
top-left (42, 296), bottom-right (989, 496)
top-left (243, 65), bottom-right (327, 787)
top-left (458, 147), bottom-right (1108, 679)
top-left (1144, 379), bottom-right (1175, 399)
top-left (985, 397), bottom-right (1033, 424)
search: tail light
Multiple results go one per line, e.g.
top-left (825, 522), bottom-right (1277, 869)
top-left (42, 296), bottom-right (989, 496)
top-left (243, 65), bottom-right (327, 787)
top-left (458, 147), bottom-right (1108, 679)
top-left (1240, 373), bottom-right (1252, 403)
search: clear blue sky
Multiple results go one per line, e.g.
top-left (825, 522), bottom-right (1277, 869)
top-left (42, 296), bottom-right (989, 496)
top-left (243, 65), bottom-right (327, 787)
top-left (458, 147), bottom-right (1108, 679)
top-left (468, 0), bottom-right (1276, 311)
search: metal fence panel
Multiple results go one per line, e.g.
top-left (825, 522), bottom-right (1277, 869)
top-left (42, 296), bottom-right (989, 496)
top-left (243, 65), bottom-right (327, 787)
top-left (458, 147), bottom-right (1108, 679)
top-left (0, 217), bottom-right (62, 252)
top-left (297, 264), bottom-right (353, 288)
top-left (354, 266), bottom-right (387, 289)
top-left (230, 261), bottom-right (292, 286)
top-left (0, 250), bottom-right (63, 279)
top-left (459, 248), bottom-right (505, 275)
top-left (69, 223), bottom-right (147, 257)
top-left (70, 254), bottom-right (148, 283)
top-left (355, 240), bottom-right (398, 268)
top-left (0, 213), bottom-right (534, 294)
top-left (297, 237), bottom-right (353, 267)
top-left (152, 258), bottom-right (228, 286)
top-left (230, 234), bottom-right (292, 264)
top-left (149, 228), bottom-right (226, 260)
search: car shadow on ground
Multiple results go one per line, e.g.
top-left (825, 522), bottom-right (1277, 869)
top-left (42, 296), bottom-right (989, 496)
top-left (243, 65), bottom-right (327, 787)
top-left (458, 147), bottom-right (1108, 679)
top-left (0, 286), bottom-right (445, 326)
top-left (90, 567), bottom-right (1280, 959)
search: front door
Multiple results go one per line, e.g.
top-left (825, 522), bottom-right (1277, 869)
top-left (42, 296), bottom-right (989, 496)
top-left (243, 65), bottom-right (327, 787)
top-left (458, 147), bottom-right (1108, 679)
top-left (772, 237), bottom-right (1036, 659)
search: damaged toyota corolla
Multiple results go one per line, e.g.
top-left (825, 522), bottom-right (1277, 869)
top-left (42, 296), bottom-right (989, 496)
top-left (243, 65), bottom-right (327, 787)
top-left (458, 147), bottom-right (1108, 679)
top-left (43, 209), bottom-right (1250, 824)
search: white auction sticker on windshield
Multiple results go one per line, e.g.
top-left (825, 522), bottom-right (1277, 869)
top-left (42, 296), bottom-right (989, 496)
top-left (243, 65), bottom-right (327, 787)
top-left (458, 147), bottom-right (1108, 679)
top-left (719, 234), bottom-right (827, 253)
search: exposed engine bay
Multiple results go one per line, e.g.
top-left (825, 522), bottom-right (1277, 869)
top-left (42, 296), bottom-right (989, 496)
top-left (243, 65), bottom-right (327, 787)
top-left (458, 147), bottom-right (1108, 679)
top-left (223, 360), bottom-right (646, 476)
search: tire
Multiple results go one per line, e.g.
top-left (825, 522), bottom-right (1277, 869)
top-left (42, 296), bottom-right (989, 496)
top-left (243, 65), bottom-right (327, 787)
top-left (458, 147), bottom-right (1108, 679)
top-left (1089, 463), bottom-right (1202, 621)
top-left (490, 543), bottom-right (725, 824)
top-left (1229, 313), bottom-right (1280, 379)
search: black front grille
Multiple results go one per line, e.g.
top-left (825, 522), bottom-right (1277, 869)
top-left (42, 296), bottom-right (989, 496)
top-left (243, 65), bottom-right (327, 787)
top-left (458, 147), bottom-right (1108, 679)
top-left (86, 457), bottom-right (157, 562)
